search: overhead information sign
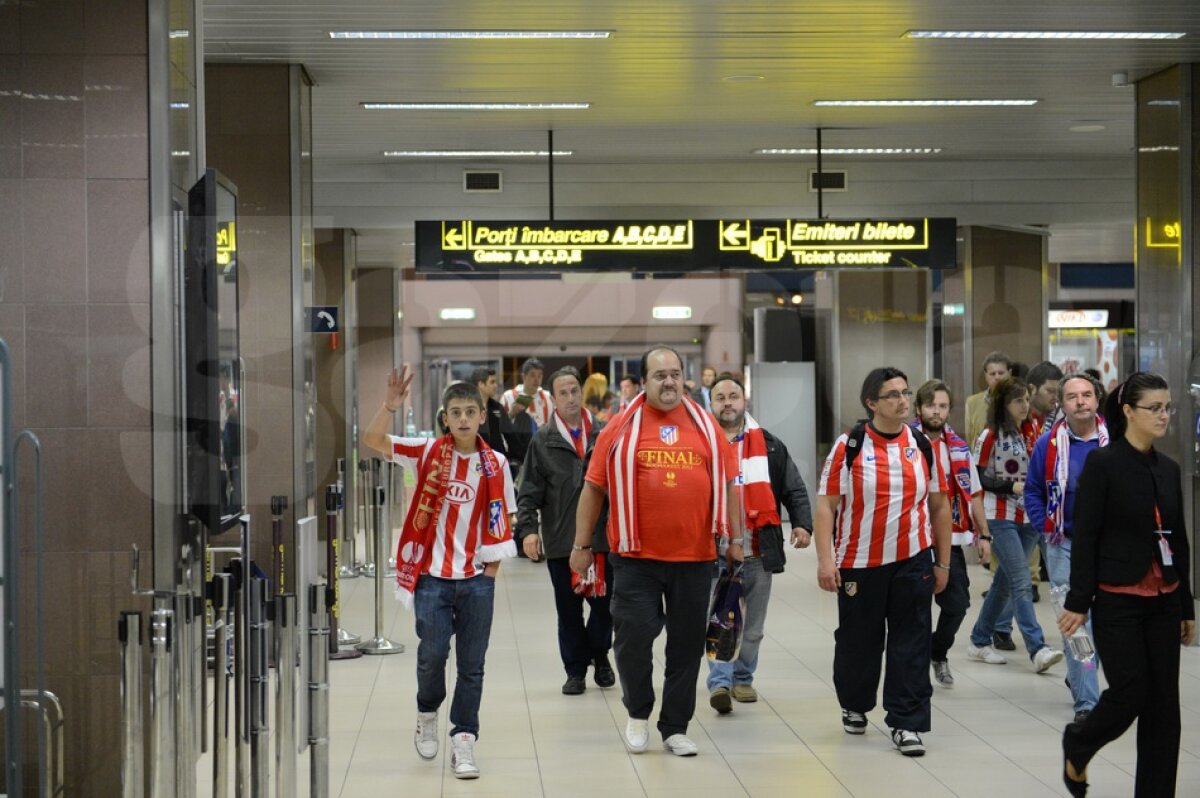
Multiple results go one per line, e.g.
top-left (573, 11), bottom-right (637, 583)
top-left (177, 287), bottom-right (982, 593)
top-left (415, 218), bottom-right (956, 272)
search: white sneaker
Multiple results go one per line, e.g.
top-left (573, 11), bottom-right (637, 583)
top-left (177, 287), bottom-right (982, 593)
top-left (623, 717), bottom-right (650, 753)
top-left (1032, 646), bottom-right (1065, 674)
top-left (891, 728), bottom-right (926, 757)
top-left (663, 734), bottom-right (699, 756)
top-left (414, 711), bottom-right (438, 760)
top-left (450, 732), bottom-right (479, 779)
top-left (966, 643), bottom-right (1007, 665)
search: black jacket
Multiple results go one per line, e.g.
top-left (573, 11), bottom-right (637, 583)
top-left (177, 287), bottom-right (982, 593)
top-left (755, 429), bottom-right (814, 574)
top-left (515, 420), bottom-right (608, 558)
top-left (479, 397), bottom-right (508, 456)
top-left (1066, 436), bottom-right (1194, 620)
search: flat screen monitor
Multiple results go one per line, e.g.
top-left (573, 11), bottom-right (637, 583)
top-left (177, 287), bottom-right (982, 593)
top-left (186, 169), bottom-right (243, 534)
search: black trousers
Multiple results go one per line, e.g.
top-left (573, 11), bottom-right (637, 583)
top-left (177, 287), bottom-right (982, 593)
top-left (931, 546), bottom-right (971, 662)
top-left (1065, 590), bottom-right (1182, 797)
top-left (545, 557), bottom-right (614, 678)
top-left (609, 553), bottom-right (711, 739)
top-left (834, 551), bottom-right (934, 732)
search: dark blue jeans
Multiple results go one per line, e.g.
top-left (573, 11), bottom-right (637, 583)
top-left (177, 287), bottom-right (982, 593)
top-left (413, 574), bottom-right (496, 737)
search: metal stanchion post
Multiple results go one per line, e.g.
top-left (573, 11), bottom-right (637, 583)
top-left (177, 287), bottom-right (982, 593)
top-left (356, 485), bottom-right (404, 655)
top-left (274, 594), bottom-right (297, 798)
top-left (248, 575), bottom-right (270, 798)
top-left (271, 496), bottom-right (288, 595)
top-left (211, 573), bottom-right (233, 798)
top-left (120, 611), bottom-right (144, 798)
top-left (174, 592), bottom-right (196, 798)
top-left (231, 559), bottom-right (250, 798)
top-left (148, 605), bottom-right (175, 798)
top-left (336, 458), bottom-right (357, 580)
top-left (359, 459), bottom-right (381, 577)
top-left (308, 585), bottom-right (329, 798)
top-left (326, 486), bottom-right (362, 657)
top-left (385, 461), bottom-right (398, 577)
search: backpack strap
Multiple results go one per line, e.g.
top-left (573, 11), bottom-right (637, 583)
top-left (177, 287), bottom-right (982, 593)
top-left (846, 420), bottom-right (935, 479)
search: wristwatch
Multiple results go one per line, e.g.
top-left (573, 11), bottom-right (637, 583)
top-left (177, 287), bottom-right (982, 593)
top-left (572, 544), bottom-right (592, 552)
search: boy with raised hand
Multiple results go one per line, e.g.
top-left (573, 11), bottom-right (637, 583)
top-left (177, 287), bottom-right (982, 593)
top-left (363, 367), bottom-right (517, 780)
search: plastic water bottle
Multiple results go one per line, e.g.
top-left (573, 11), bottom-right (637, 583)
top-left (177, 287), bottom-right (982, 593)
top-left (1049, 584), bottom-right (1097, 666)
top-left (404, 408), bottom-right (417, 438)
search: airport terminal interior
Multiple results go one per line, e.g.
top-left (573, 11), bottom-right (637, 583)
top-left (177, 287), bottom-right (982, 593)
top-left (3, 1), bottom-right (1200, 796)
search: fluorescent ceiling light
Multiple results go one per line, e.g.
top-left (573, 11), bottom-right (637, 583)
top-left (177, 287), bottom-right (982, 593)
top-left (362, 102), bottom-right (590, 110)
top-left (439, 307), bottom-right (477, 321)
top-left (652, 306), bottom-right (693, 320)
top-left (384, 149), bottom-right (572, 157)
top-left (814, 99), bottom-right (1037, 106)
top-left (1138, 145), bottom-right (1180, 153)
top-left (330, 30), bottom-right (611, 40)
top-left (169, 30), bottom-right (190, 39)
top-left (906, 30), bottom-right (1185, 40)
top-left (1147, 99), bottom-right (1181, 106)
top-left (169, 101), bottom-right (190, 109)
top-left (755, 147), bottom-right (941, 155)
top-left (171, 151), bottom-right (191, 157)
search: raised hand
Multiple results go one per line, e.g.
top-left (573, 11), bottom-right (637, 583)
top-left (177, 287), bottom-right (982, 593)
top-left (386, 365), bottom-right (414, 410)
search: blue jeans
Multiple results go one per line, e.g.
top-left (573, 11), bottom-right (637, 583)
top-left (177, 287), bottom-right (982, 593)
top-left (970, 520), bottom-right (1048, 657)
top-left (706, 558), bottom-right (772, 691)
top-left (413, 574), bottom-right (496, 738)
top-left (1044, 539), bottom-right (1100, 712)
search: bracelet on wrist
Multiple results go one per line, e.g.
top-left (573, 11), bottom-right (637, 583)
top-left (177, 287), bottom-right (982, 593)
top-left (977, 535), bottom-right (992, 542)
top-left (934, 562), bottom-right (951, 571)
top-left (384, 402), bottom-right (399, 414)
top-left (572, 544), bottom-right (592, 552)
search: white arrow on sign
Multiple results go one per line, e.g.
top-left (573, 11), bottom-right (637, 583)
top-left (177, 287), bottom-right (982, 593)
top-left (317, 311), bottom-right (336, 330)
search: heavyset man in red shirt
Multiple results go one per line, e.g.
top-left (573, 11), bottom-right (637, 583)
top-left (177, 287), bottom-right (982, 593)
top-left (572, 346), bottom-right (743, 758)
top-left (815, 366), bottom-right (952, 758)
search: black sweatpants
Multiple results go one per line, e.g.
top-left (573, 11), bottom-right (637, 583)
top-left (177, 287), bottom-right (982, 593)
top-left (834, 551), bottom-right (934, 732)
top-left (931, 546), bottom-right (970, 662)
top-left (609, 553), bottom-right (711, 739)
top-left (546, 557), bottom-right (614, 678)
top-left (1065, 590), bottom-right (1182, 797)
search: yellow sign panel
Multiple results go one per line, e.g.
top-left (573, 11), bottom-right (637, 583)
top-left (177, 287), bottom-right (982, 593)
top-left (216, 221), bottom-right (237, 266)
top-left (442, 220), bottom-right (693, 252)
top-left (1144, 216), bottom-right (1181, 249)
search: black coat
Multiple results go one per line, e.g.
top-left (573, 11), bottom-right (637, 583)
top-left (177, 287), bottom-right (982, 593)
top-left (1066, 436), bottom-right (1194, 620)
top-left (479, 397), bottom-right (508, 456)
top-left (755, 429), bottom-right (814, 574)
top-left (515, 420), bottom-right (608, 558)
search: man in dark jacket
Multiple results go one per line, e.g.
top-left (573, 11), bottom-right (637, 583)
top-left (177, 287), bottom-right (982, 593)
top-left (471, 367), bottom-right (509, 456)
top-left (706, 373), bottom-right (813, 714)
top-left (516, 366), bottom-right (614, 696)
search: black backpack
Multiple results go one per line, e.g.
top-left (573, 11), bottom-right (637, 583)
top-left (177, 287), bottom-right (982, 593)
top-left (843, 419), bottom-right (935, 478)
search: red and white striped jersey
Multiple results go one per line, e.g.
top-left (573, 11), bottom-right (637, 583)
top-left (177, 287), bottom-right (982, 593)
top-left (500, 387), bottom-right (554, 428)
top-left (931, 433), bottom-right (982, 546)
top-left (973, 427), bottom-right (1029, 523)
top-left (819, 425), bottom-right (947, 568)
top-left (386, 436), bottom-right (517, 579)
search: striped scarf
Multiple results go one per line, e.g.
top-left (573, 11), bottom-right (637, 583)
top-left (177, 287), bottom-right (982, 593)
top-left (1043, 416), bottom-right (1109, 545)
top-left (606, 393), bottom-right (728, 553)
top-left (553, 408), bottom-right (593, 459)
top-left (393, 435), bottom-right (512, 607)
top-left (738, 414), bottom-right (781, 532)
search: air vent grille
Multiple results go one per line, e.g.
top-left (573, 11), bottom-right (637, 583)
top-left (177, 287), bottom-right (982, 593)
top-left (463, 171), bottom-right (502, 192)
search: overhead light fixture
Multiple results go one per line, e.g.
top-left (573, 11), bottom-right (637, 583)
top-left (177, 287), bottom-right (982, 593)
top-left (1068, 124), bottom-right (1106, 133)
top-left (790, 294), bottom-right (803, 305)
top-left (905, 30), bottom-right (1185, 40)
top-left (362, 102), bottom-right (590, 111)
top-left (1147, 99), bottom-right (1181, 106)
top-left (439, 307), bottom-right (477, 321)
top-left (1138, 145), bottom-right (1180, 153)
top-left (652, 306), bottom-right (693, 320)
top-left (169, 30), bottom-right (190, 39)
top-left (171, 150), bottom-right (191, 157)
top-left (330, 30), bottom-right (611, 40)
top-left (169, 101), bottom-right (190, 109)
top-left (722, 74), bottom-right (765, 83)
top-left (755, 147), bottom-right (941, 155)
top-left (814, 99), bottom-right (1037, 106)
top-left (384, 149), bottom-right (572, 157)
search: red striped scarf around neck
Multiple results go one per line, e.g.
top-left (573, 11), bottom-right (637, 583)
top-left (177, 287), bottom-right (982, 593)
top-left (1042, 415), bottom-right (1108, 544)
top-left (605, 393), bottom-right (728, 553)
top-left (737, 414), bottom-right (781, 532)
top-left (553, 409), bottom-right (592, 459)
top-left (393, 434), bottom-right (512, 607)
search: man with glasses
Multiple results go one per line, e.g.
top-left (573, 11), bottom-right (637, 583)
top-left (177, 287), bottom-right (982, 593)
top-left (1024, 373), bottom-right (1109, 723)
top-left (816, 367), bottom-right (952, 757)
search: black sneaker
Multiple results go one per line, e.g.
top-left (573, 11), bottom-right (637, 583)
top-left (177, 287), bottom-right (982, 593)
top-left (593, 656), bottom-right (616, 688)
top-left (992, 631), bottom-right (1017, 651)
top-left (1032, 584), bottom-right (1041, 603)
top-left (1073, 710), bottom-right (1092, 724)
top-left (891, 728), bottom-right (925, 757)
top-left (562, 675), bottom-right (586, 695)
top-left (841, 709), bottom-right (867, 734)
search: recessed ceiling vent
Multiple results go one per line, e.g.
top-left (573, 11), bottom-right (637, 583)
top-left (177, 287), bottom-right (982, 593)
top-left (808, 170), bottom-right (848, 192)
top-left (463, 170), bottom-right (502, 192)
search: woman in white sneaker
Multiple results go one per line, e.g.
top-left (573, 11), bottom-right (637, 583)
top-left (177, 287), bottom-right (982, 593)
top-left (966, 377), bottom-right (1064, 673)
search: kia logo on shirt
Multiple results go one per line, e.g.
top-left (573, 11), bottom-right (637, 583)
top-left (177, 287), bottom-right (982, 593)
top-left (446, 481), bottom-right (476, 503)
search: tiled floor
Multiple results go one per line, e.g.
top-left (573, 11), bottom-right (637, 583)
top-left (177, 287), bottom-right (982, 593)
top-left (203, 541), bottom-right (1200, 797)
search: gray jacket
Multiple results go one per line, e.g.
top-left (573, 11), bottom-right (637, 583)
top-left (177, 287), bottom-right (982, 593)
top-left (516, 420), bottom-right (608, 558)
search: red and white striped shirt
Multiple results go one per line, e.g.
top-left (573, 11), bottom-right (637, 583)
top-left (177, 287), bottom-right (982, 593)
top-left (819, 425), bottom-right (947, 569)
top-left (931, 433), bottom-right (982, 546)
top-left (501, 387), bottom-right (554, 428)
top-left (973, 427), bottom-right (1030, 523)
top-left (387, 436), bottom-right (517, 579)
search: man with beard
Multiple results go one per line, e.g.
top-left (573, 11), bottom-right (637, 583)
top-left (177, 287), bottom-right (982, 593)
top-left (912, 380), bottom-right (992, 689)
top-left (1024, 374), bottom-right (1108, 722)
top-left (572, 346), bottom-right (742, 757)
top-left (705, 373), bottom-right (812, 714)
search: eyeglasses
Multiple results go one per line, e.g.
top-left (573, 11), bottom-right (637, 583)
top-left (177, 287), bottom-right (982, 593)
top-left (1132, 403), bottom-right (1176, 417)
top-left (877, 389), bottom-right (914, 401)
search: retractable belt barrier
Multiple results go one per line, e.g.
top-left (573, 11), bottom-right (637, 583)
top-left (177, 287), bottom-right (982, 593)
top-left (355, 483), bottom-right (403, 655)
top-left (326, 486), bottom-right (362, 659)
top-left (307, 585), bottom-right (329, 798)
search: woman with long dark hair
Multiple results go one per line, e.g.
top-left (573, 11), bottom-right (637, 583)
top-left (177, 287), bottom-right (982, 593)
top-left (966, 377), bottom-right (1064, 672)
top-left (1060, 371), bottom-right (1196, 797)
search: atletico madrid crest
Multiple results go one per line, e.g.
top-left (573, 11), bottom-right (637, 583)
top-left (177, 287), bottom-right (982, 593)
top-left (659, 425), bottom-right (679, 445)
top-left (844, 581), bottom-right (858, 597)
